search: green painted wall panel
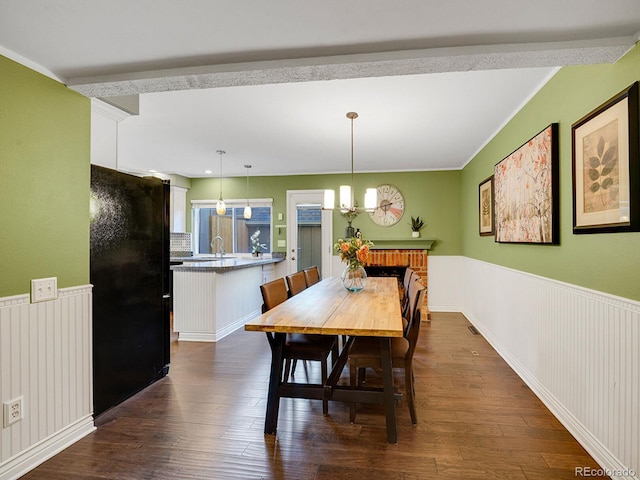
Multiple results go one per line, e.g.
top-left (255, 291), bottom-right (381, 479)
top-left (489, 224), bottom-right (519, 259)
top-left (461, 44), bottom-right (640, 301)
top-left (188, 170), bottom-right (462, 255)
top-left (0, 56), bottom-right (90, 297)
top-left (2, 39), bottom-right (637, 301)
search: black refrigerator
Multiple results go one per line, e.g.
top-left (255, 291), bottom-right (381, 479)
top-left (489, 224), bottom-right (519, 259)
top-left (90, 165), bottom-right (171, 417)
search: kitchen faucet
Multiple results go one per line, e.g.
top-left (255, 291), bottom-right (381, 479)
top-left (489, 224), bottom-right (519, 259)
top-left (211, 235), bottom-right (225, 258)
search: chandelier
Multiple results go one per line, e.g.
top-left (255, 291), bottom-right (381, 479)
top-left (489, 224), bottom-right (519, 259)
top-left (324, 112), bottom-right (376, 214)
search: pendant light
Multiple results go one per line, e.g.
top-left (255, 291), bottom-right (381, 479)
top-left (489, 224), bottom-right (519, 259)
top-left (340, 111), bottom-right (357, 211)
top-left (216, 150), bottom-right (226, 215)
top-left (324, 112), bottom-right (377, 213)
top-left (243, 164), bottom-right (252, 220)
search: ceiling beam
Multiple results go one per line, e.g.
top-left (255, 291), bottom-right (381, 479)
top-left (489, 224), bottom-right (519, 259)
top-left (67, 37), bottom-right (636, 98)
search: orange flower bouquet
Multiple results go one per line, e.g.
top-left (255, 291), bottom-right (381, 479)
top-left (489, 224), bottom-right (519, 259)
top-left (334, 234), bottom-right (373, 291)
top-left (334, 234), bottom-right (374, 269)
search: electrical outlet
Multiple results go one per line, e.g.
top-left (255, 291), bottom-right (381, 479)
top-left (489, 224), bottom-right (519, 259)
top-left (3, 397), bottom-right (23, 427)
top-left (31, 277), bottom-right (58, 303)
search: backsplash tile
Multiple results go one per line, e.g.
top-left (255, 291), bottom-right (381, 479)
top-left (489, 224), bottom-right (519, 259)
top-left (170, 232), bottom-right (192, 256)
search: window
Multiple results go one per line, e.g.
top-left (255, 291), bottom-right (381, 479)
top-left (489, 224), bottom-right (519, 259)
top-left (191, 199), bottom-right (272, 255)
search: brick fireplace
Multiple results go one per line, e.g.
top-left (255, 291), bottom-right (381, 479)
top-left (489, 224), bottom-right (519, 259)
top-left (365, 245), bottom-right (431, 319)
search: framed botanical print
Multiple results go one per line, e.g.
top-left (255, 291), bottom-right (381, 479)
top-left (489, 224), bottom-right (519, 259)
top-left (494, 123), bottom-right (559, 244)
top-left (572, 82), bottom-right (639, 234)
top-left (479, 176), bottom-right (494, 236)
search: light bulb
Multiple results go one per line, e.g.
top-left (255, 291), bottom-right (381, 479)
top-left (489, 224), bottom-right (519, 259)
top-left (323, 189), bottom-right (335, 209)
top-left (364, 188), bottom-right (377, 211)
top-left (216, 199), bottom-right (226, 215)
top-left (339, 185), bottom-right (352, 210)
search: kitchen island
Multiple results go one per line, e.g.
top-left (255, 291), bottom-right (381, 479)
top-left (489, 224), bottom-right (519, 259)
top-left (171, 255), bottom-right (285, 342)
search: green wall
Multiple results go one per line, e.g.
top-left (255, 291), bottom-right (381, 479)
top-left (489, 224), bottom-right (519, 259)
top-left (188, 170), bottom-right (462, 255)
top-left (0, 55), bottom-right (90, 297)
top-left (1, 39), bottom-right (636, 300)
top-left (462, 43), bottom-right (640, 301)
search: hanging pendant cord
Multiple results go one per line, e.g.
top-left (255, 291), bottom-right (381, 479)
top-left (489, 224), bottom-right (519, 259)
top-left (217, 150), bottom-right (225, 200)
top-left (347, 111), bottom-right (358, 208)
top-left (351, 116), bottom-right (354, 202)
top-left (245, 165), bottom-right (251, 204)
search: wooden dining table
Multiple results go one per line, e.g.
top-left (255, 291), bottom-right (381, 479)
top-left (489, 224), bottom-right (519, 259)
top-left (244, 276), bottom-right (404, 443)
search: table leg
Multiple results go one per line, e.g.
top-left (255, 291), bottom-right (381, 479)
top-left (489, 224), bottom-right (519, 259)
top-left (379, 336), bottom-right (398, 444)
top-left (264, 332), bottom-right (286, 435)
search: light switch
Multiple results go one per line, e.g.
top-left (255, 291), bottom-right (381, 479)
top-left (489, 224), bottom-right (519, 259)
top-left (277, 240), bottom-right (286, 247)
top-left (277, 213), bottom-right (283, 220)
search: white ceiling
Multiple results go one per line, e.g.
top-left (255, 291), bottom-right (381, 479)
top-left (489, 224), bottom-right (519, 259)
top-left (1, 0), bottom-right (639, 177)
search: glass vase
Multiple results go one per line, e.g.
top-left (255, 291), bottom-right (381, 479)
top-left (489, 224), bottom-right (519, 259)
top-left (341, 264), bottom-right (367, 292)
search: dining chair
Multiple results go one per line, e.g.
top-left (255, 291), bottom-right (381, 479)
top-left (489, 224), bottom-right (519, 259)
top-left (259, 277), bottom-right (289, 313)
top-left (402, 267), bottom-right (416, 297)
top-left (348, 283), bottom-right (426, 425)
top-left (403, 267), bottom-right (415, 289)
top-left (303, 265), bottom-right (320, 287)
top-left (259, 276), bottom-right (337, 415)
top-left (286, 271), bottom-right (308, 297)
top-left (400, 267), bottom-right (416, 314)
top-left (402, 275), bottom-right (423, 336)
top-left (284, 270), bottom-right (308, 375)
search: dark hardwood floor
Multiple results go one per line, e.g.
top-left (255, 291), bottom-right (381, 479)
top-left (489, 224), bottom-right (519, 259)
top-left (21, 312), bottom-right (607, 479)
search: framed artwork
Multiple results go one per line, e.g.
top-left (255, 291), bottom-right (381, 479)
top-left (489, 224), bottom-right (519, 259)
top-left (571, 82), bottom-right (639, 234)
top-left (478, 176), bottom-right (494, 236)
top-left (494, 123), bottom-right (559, 244)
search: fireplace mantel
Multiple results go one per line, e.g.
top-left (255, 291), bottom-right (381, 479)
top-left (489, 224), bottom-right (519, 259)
top-left (369, 238), bottom-right (435, 250)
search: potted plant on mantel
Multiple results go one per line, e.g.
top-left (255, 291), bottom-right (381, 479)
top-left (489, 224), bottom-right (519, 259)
top-left (410, 216), bottom-right (425, 238)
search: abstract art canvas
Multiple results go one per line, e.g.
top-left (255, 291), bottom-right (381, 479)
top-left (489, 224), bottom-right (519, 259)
top-left (494, 124), bottom-right (559, 244)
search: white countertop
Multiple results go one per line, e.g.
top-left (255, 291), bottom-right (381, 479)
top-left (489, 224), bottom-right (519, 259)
top-left (171, 254), bottom-right (284, 273)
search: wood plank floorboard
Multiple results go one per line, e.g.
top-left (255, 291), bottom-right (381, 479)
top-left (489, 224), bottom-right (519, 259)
top-left (20, 312), bottom-right (608, 479)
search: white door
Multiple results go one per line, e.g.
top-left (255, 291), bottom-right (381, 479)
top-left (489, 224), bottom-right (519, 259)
top-left (286, 190), bottom-right (333, 278)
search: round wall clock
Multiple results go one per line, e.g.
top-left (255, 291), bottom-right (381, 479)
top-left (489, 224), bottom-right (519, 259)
top-left (369, 184), bottom-right (405, 226)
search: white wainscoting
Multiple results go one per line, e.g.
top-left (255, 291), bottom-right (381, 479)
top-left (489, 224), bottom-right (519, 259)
top-left (425, 255), bottom-right (466, 313)
top-left (3, 260), bottom-right (637, 479)
top-left (173, 267), bottom-right (263, 342)
top-left (428, 256), bottom-right (638, 480)
top-left (0, 285), bottom-right (95, 480)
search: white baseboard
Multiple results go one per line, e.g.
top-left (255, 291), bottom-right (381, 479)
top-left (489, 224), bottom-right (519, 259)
top-left (428, 304), bottom-right (464, 313)
top-left (178, 308), bottom-right (261, 342)
top-left (0, 415), bottom-right (95, 480)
